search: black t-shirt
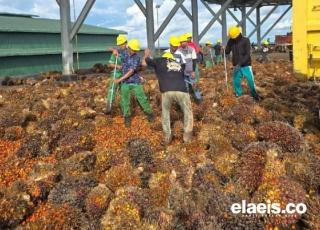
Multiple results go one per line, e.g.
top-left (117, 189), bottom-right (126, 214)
top-left (214, 44), bottom-right (222, 55)
top-left (146, 57), bottom-right (187, 93)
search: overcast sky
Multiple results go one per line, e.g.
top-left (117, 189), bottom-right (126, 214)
top-left (0, 0), bottom-right (292, 46)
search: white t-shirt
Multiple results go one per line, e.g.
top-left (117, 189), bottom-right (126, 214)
top-left (164, 49), bottom-right (186, 64)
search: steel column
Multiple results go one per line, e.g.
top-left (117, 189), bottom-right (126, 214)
top-left (241, 7), bottom-right (246, 36)
top-left (227, 8), bottom-right (240, 24)
top-left (238, 0), bottom-right (263, 27)
top-left (201, 0), bottom-right (222, 24)
top-left (134, 0), bottom-right (146, 16)
top-left (59, 0), bottom-right (73, 75)
top-left (261, 5), bottom-right (292, 40)
top-left (222, 9), bottom-right (227, 45)
top-left (175, 0), bottom-right (192, 20)
top-left (191, 0), bottom-right (199, 44)
top-left (70, 0), bottom-right (95, 40)
top-left (248, 5), bottom-right (279, 39)
top-left (154, 0), bottom-right (184, 40)
top-left (256, 6), bottom-right (261, 46)
top-left (145, 0), bottom-right (155, 52)
top-left (199, 0), bottom-right (232, 40)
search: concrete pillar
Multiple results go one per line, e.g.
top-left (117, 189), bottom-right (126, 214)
top-left (191, 0), bottom-right (199, 44)
top-left (59, 0), bottom-right (73, 75)
top-left (146, 0), bottom-right (155, 53)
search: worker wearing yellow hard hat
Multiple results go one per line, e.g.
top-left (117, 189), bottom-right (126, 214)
top-left (225, 26), bottom-right (260, 101)
top-left (214, 39), bottom-right (223, 64)
top-left (259, 40), bottom-right (270, 63)
top-left (163, 36), bottom-right (186, 65)
top-left (142, 48), bottom-right (194, 144)
top-left (202, 40), bottom-right (214, 68)
top-left (178, 34), bottom-right (202, 104)
top-left (104, 34), bottom-right (128, 115)
top-left (113, 38), bottom-right (154, 127)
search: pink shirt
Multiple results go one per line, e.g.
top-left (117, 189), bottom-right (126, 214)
top-left (187, 41), bottom-right (200, 54)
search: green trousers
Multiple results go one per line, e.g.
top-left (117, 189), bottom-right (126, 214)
top-left (195, 63), bottom-right (200, 82)
top-left (204, 57), bottom-right (214, 68)
top-left (105, 72), bottom-right (122, 108)
top-left (120, 83), bottom-right (153, 117)
top-left (215, 55), bottom-right (222, 64)
top-left (233, 66), bottom-right (258, 98)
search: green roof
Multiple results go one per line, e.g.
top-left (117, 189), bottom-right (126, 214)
top-left (0, 13), bottom-right (126, 35)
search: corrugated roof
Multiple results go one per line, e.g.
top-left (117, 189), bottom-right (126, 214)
top-left (0, 13), bottom-right (126, 35)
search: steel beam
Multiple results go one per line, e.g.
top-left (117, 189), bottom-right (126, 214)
top-left (201, 0), bottom-right (222, 24)
top-left (238, 0), bottom-right (263, 27)
top-left (134, 0), bottom-right (146, 17)
top-left (261, 5), bottom-right (292, 40)
top-left (199, 0), bottom-right (232, 40)
top-left (59, 0), bottom-right (73, 75)
top-left (191, 0), bottom-right (199, 43)
top-left (256, 7), bottom-right (261, 46)
top-left (222, 9), bottom-right (227, 45)
top-left (248, 5), bottom-right (279, 39)
top-left (241, 7), bottom-right (246, 36)
top-left (154, 0), bottom-right (184, 40)
top-left (175, 0), bottom-right (192, 20)
top-left (227, 8), bottom-right (240, 24)
top-left (70, 0), bottom-right (95, 41)
top-left (145, 0), bottom-right (155, 52)
top-left (247, 15), bottom-right (256, 27)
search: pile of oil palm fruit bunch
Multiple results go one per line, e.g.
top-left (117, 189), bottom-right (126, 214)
top-left (0, 59), bottom-right (319, 229)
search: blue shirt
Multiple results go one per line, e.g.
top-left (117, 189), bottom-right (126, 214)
top-left (119, 50), bottom-right (141, 84)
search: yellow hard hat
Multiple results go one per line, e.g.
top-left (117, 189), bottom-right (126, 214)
top-left (128, 39), bottom-right (140, 51)
top-left (206, 40), bottom-right (213, 45)
top-left (162, 52), bottom-right (175, 60)
top-left (217, 39), bottom-right (221, 43)
top-left (263, 40), bottom-right (269, 45)
top-left (116, 34), bottom-right (127, 45)
top-left (228, 26), bottom-right (241, 39)
top-left (169, 36), bottom-right (180, 47)
top-left (185, 32), bottom-right (192, 38)
top-left (179, 34), bottom-right (189, 43)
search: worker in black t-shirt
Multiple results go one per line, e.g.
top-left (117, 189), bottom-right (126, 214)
top-left (142, 49), bottom-right (194, 145)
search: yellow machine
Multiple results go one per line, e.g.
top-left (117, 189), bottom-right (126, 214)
top-left (293, 0), bottom-right (320, 79)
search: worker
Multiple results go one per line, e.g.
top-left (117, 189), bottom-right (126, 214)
top-left (178, 34), bottom-right (202, 104)
top-left (202, 40), bottom-right (214, 68)
top-left (112, 39), bottom-right (154, 127)
top-left (214, 39), bottom-right (223, 64)
top-left (164, 36), bottom-right (186, 65)
top-left (258, 40), bottom-right (270, 63)
top-left (104, 34), bottom-right (127, 115)
top-left (142, 50), bottom-right (193, 144)
top-left (225, 26), bottom-right (260, 101)
top-left (185, 33), bottom-right (201, 83)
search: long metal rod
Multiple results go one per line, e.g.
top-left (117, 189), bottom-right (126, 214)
top-left (134, 0), bottom-right (146, 16)
top-left (191, 0), bottom-right (199, 43)
top-left (199, 0), bottom-right (232, 40)
top-left (175, 0), bottom-right (192, 20)
top-left (201, 0), bottom-right (222, 24)
top-left (261, 5), bottom-right (292, 40)
top-left (247, 15), bottom-right (256, 26)
top-left (154, 0), bottom-right (184, 40)
top-left (248, 5), bottom-right (279, 39)
top-left (70, 0), bottom-right (95, 41)
top-left (145, 0), bottom-right (155, 52)
top-left (238, 0), bottom-right (263, 27)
